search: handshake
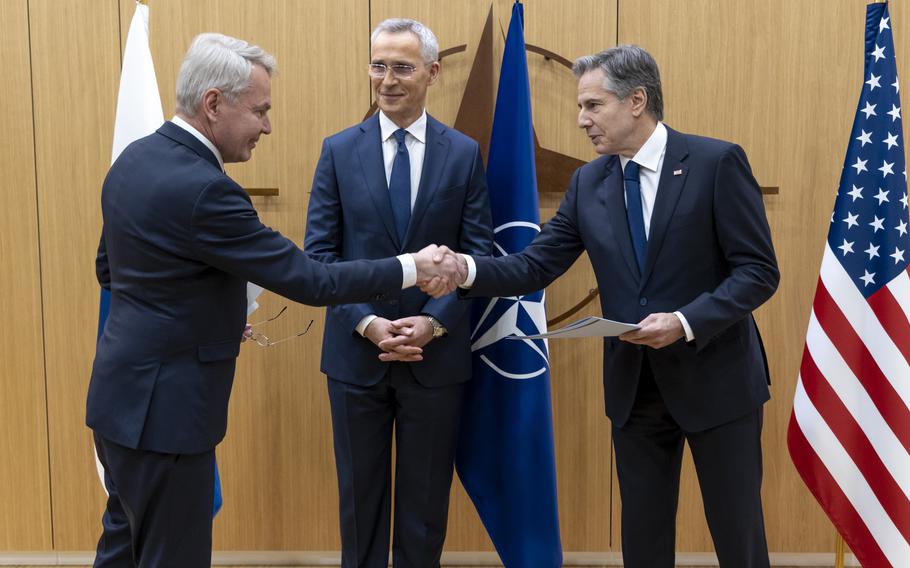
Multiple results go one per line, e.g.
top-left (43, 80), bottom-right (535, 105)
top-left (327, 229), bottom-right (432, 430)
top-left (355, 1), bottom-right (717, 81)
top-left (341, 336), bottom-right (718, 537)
top-left (411, 244), bottom-right (468, 298)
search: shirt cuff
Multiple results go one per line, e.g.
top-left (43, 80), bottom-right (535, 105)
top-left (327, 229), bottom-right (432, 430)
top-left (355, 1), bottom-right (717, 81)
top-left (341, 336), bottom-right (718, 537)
top-left (674, 311), bottom-right (695, 342)
top-left (459, 254), bottom-right (477, 288)
top-left (397, 254), bottom-right (417, 289)
top-left (355, 315), bottom-right (378, 337)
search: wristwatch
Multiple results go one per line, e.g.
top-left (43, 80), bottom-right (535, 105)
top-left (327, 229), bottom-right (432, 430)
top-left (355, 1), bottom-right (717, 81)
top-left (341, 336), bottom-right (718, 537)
top-left (424, 315), bottom-right (447, 338)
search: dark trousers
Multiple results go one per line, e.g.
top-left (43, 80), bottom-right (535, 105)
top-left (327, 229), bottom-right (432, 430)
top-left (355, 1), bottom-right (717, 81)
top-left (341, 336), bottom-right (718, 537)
top-left (612, 360), bottom-right (769, 568)
top-left (328, 365), bottom-right (466, 568)
top-left (92, 432), bottom-right (215, 568)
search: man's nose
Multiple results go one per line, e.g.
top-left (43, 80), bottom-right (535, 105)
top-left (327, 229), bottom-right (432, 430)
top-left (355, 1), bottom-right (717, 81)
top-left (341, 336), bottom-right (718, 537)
top-left (577, 109), bottom-right (590, 128)
top-left (262, 116), bottom-right (272, 135)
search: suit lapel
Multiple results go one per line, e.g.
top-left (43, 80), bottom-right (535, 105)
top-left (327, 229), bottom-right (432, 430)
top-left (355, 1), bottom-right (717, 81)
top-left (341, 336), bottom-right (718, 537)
top-left (599, 156), bottom-right (641, 279)
top-left (354, 114), bottom-right (401, 247)
top-left (406, 115), bottom-right (450, 248)
top-left (641, 127), bottom-right (690, 285)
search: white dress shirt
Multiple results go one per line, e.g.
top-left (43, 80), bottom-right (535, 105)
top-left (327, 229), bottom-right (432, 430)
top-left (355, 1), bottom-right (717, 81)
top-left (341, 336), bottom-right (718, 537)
top-left (170, 116), bottom-right (416, 301)
top-left (356, 111), bottom-right (429, 336)
top-left (462, 121), bottom-right (694, 341)
top-left (379, 110), bottom-right (427, 210)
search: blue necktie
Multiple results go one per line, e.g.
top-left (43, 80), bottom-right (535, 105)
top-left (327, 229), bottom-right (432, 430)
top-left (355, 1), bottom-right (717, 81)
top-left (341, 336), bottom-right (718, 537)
top-left (389, 128), bottom-right (411, 244)
top-left (623, 160), bottom-right (648, 271)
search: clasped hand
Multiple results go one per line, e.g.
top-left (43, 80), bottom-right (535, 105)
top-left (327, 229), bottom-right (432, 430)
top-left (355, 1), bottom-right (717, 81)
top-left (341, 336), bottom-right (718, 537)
top-left (364, 316), bottom-right (434, 362)
top-left (411, 244), bottom-right (467, 298)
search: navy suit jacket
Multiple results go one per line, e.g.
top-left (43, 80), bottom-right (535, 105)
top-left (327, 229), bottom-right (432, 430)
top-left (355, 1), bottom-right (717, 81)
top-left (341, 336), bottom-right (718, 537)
top-left (87, 121), bottom-right (404, 454)
top-left (468, 127), bottom-right (779, 431)
top-left (305, 113), bottom-right (493, 387)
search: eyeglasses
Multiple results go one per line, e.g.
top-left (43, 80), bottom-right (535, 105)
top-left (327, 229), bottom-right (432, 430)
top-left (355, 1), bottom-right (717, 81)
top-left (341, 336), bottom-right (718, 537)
top-left (368, 63), bottom-right (418, 79)
top-left (247, 306), bottom-right (314, 347)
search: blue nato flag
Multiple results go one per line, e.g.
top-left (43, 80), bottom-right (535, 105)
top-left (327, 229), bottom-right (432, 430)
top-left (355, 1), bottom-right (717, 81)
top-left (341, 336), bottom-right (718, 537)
top-left (455, 2), bottom-right (562, 566)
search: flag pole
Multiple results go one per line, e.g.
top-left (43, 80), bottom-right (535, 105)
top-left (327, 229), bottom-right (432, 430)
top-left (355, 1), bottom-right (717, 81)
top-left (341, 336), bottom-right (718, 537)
top-left (834, 533), bottom-right (845, 568)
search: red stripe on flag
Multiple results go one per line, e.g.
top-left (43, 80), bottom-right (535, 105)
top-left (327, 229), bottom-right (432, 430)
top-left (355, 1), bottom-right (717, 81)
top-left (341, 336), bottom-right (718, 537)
top-left (868, 283), bottom-right (910, 366)
top-left (787, 410), bottom-right (889, 567)
top-left (799, 351), bottom-right (910, 542)
top-left (813, 282), bottom-right (910, 452)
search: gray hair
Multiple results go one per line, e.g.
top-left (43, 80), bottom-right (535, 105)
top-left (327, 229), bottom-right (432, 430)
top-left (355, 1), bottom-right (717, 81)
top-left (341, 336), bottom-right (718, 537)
top-left (573, 45), bottom-right (664, 121)
top-left (370, 18), bottom-right (439, 64)
top-left (176, 33), bottom-right (277, 116)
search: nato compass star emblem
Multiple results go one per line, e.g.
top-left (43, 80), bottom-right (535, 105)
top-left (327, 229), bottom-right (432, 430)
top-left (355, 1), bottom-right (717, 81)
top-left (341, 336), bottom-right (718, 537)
top-left (471, 221), bottom-right (549, 379)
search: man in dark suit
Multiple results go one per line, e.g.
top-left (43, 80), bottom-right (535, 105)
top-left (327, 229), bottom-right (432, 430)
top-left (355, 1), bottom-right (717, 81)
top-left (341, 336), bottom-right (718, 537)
top-left (88, 32), bottom-right (462, 568)
top-left (450, 45), bottom-right (778, 567)
top-left (304, 18), bottom-right (493, 568)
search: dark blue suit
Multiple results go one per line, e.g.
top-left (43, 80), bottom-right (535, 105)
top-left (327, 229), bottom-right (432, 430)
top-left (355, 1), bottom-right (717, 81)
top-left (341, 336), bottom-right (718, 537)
top-left (305, 113), bottom-right (492, 567)
top-left (467, 127), bottom-right (779, 567)
top-left (88, 121), bottom-right (404, 567)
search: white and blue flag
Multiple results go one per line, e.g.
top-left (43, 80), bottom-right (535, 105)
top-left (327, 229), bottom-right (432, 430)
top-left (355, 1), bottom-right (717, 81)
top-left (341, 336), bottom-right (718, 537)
top-left (455, 3), bottom-right (562, 566)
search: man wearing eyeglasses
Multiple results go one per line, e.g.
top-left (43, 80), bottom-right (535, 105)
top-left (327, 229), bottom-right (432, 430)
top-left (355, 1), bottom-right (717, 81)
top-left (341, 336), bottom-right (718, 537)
top-left (88, 32), bottom-right (464, 568)
top-left (304, 18), bottom-right (493, 568)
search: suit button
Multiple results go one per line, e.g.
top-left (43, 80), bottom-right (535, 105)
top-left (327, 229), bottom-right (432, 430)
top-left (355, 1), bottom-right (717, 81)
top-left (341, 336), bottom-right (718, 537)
top-left (372, 294), bottom-right (384, 301)
top-left (639, 297), bottom-right (647, 306)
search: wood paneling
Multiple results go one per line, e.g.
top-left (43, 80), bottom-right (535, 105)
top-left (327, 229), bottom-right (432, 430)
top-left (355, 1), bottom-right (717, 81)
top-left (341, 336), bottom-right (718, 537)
top-left (29, 0), bottom-right (121, 550)
top-left (0, 0), bottom-right (52, 550)
top-left (8, 0), bottom-right (907, 556)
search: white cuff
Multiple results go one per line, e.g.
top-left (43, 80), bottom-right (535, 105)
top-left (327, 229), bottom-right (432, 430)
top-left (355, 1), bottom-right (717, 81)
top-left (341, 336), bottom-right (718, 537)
top-left (674, 311), bottom-right (695, 342)
top-left (459, 254), bottom-right (477, 288)
top-left (397, 254), bottom-right (417, 289)
top-left (355, 315), bottom-right (378, 337)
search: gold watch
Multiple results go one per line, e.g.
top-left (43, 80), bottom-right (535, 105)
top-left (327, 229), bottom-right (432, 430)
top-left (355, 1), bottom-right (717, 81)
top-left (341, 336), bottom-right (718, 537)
top-left (424, 315), bottom-right (447, 338)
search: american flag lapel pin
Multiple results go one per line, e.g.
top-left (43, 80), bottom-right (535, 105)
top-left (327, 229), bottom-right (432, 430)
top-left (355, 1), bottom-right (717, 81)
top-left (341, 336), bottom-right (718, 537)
top-left (673, 169), bottom-right (683, 176)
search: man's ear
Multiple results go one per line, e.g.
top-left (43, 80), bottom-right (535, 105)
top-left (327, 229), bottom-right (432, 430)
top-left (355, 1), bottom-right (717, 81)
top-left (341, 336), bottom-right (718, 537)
top-left (427, 61), bottom-right (441, 86)
top-left (629, 87), bottom-right (648, 118)
top-left (200, 88), bottom-right (222, 121)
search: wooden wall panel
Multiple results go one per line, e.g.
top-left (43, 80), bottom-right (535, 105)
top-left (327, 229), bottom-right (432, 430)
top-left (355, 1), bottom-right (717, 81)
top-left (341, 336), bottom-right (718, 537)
top-left (30, 0), bottom-right (121, 550)
top-left (11, 0), bottom-right (905, 556)
top-left (0, 0), bottom-right (53, 550)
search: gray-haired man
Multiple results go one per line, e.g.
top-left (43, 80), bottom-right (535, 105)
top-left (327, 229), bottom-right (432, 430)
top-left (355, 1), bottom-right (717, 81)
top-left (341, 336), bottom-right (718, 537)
top-left (88, 32), bottom-right (462, 567)
top-left (304, 18), bottom-right (493, 568)
top-left (451, 44), bottom-right (778, 567)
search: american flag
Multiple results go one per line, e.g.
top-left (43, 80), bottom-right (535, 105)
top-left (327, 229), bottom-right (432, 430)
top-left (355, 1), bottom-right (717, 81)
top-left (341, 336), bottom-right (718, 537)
top-left (787, 3), bottom-right (910, 565)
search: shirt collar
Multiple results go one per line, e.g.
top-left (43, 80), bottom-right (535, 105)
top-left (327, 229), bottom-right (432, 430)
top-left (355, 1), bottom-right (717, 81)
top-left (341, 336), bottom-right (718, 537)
top-left (620, 121), bottom-right (667, 173)
top-left (171, 115), bottom-right (225, 171)
top-left (378, 110), bottom-right (427, 144)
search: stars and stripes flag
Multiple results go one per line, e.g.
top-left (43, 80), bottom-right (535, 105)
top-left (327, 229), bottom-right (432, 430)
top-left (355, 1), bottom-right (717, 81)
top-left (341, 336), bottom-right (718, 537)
top-left (787, 3), bottom-right (910, 565)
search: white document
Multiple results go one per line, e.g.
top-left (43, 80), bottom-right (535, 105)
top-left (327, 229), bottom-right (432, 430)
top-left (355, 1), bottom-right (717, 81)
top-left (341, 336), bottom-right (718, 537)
top-left (246, 283), bottom-right (264, 316)
top-left (506, 316), bottom-right (639, 339)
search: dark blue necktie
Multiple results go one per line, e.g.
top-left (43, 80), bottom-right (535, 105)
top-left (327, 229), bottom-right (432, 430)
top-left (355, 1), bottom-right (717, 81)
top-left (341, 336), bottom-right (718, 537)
top-left (389, 128), bottom-right (411, 243)
top-left (623, 160), bottom-right (648, 271)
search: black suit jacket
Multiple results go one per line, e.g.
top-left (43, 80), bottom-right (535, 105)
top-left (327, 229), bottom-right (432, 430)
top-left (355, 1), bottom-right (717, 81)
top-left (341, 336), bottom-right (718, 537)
top-left (467, 126), bottom-right (779, 431)
top-left (305, 113), bottom-right (493, 387)
top-left (87, 121), bottom-right (403, 454)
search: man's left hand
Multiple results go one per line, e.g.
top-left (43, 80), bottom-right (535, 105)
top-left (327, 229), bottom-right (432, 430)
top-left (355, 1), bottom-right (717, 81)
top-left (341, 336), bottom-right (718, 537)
top-left (377, 316), bottom-right (434, 361)
top-left (619, 312), bottom-right (685, 349)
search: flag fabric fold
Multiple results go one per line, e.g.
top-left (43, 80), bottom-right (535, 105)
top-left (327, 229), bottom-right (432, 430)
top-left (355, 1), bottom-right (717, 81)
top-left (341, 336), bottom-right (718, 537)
top-left (98, 2), bottom-right (223, 516)
top-left (788, 3), bottom-right (910, 565)
top-left (455, 3), bottom-right (562, 566)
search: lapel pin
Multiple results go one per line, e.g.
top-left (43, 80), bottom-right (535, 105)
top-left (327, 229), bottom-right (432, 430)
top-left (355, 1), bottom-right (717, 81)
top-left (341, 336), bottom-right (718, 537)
top-left (673, 169), bottom-right (683, 176)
